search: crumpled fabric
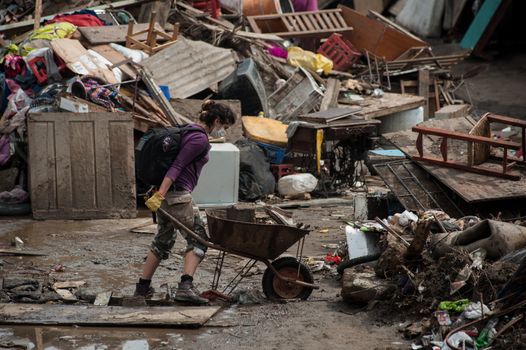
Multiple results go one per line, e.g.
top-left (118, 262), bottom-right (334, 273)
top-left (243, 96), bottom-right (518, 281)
top-left (0, 134), bottom-right (11, 166)
top-left (3, 55), bottom-right (27, 79)
top-left (80, 76), bottom-right (118, 109)
top-left (287, 46), bottom-right (333, 75)
top-left (46, 13), bottom-right (105, 27)
top-left (29, 22), bottom-right (77, 41)
top-left (0, 185), bottom-right (29, 204)
top-left (0, 87), bottom-right (32, 134)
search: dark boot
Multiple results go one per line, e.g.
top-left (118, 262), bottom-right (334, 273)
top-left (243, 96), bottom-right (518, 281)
top-left (173, 280), bottom-right (209, 305)
top-left (134, 279), bottom-right (155, 297)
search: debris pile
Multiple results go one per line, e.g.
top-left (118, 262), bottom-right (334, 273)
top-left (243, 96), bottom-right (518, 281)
top-left (338, 208), bottom-right (526, 349)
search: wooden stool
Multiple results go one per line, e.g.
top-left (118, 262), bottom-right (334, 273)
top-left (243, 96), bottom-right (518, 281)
top-left (125, 11), bottom-right (179, 55)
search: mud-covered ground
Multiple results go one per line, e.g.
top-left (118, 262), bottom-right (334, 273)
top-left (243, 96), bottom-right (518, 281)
top-left (0, 206), bottom-right (411, 350)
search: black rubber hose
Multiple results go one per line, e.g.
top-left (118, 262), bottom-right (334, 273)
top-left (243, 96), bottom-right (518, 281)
top-left (336, 253), bottom-right (381, 274)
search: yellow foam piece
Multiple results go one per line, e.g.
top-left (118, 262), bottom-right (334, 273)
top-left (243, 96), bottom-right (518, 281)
top-left (242, 116), bottom-right (288, 147)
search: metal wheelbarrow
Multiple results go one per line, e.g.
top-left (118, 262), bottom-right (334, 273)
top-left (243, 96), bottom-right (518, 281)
top-left (157, 207), bottom-right (319, 300)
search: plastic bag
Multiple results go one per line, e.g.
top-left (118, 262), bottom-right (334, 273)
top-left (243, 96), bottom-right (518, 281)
top-left (278, 173), bottom-right (318, 196)
top-left (287, 46), bottom-right (333, 75)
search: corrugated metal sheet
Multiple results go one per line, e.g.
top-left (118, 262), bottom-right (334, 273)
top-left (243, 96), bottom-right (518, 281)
top-left (142, 37), bottom-right (238, 99)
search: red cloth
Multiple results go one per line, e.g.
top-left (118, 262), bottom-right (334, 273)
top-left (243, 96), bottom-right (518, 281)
top-left (47, 14), bottom-right (104, 27)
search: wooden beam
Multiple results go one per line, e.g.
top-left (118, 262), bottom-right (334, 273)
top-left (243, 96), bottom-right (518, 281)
top-left (418, 68), bottom-right (430, 120)
top-left (0, 303), bottom-right (221, 327)
top-left (34, 0), bottom-right (42, 31)
top-left (0, 0), bottom-right (152, 34)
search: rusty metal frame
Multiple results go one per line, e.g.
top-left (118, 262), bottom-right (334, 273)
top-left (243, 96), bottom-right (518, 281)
top-left (412, 125), bottom-right (522, 180)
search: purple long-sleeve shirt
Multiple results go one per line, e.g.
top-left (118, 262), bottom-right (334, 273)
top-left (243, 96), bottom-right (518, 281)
top-left (165, 125), bottom-right (210, 192)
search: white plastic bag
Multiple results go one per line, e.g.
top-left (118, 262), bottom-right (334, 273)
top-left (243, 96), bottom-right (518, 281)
top-left (278, 173), bottom-right (318, 196)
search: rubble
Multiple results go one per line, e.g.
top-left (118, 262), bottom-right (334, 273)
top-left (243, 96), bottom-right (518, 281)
top-left (0, 0), bottom-right (525, 348)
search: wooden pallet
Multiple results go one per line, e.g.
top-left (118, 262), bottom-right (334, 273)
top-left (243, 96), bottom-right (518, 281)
top-left (247, 9), bottom-right (353, 39)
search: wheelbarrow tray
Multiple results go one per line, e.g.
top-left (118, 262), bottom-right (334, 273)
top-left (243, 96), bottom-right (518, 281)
top-left (206, 209), bottom-right (309, 260)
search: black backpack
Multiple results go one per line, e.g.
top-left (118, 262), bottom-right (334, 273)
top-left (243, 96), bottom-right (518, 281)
top-left (135, 125), bottom-right (208, 186)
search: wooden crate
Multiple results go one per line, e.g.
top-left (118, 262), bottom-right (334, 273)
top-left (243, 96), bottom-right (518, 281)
top-left (28, 113), bottom-right (137, 219)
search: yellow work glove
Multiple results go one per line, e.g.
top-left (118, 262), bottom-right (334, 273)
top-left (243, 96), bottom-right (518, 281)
top-left (145, 192), bottom-right (165, 212)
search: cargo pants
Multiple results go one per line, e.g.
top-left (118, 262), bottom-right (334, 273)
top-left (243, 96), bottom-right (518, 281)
top-left (150, 191), bottom-right (208, 260)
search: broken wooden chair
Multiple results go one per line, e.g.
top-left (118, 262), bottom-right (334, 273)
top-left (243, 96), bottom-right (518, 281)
top-left (412, 112), bottom-right (526, 180)
top-left (126, 11), bottom-right (179, 55)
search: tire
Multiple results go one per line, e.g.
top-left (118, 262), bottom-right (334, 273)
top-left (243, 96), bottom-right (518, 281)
top-left (262, 256), bottom-right (314, 300)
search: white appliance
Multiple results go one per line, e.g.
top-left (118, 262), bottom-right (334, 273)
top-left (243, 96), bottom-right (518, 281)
top-left (192, 143), bottom-right (239, 207)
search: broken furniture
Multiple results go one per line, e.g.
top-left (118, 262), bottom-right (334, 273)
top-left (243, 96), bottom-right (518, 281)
top-left (246, 9), bottom-right (353, 39)
top-left (288, 118), bottom-right (380, 187)
top-left (412, 122), bottom-right (522, 180)
top-left (317, 33), bottom-right (361, 71)
top-left (27, 112), bottom-right (137, 219)
top-left (157, 206), bottom-right (318, 300)
top-left (384, 116), bottom-right (526, 205)
top-left (268, 68), bottom-right (324, 121)
top-left (125, 12), bottom-right (179, 55)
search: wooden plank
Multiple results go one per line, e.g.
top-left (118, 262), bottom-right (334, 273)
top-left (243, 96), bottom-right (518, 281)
top-left (70, 120), bottom-right (96, 209)
top-left (320, 78), bottom-right (341, 111)
top-left (0, 304), bottom-right (221, 327)
top-left (418, 68), bottom-right (430, 120)
top-left (109, 120), bottom-right (136, 210)
top-left (79, 23), bottom-right (167, 45)
top-left (94, 292), bottom-right (113, 306)
top-left (368, 10), bottom-right (424, 44)
top-left (54, 114), bottom-right (73, 211)
top-left (356, 92), bottom-right (425, 119)
top-left (94, 119), bottom-right (112, 209)
top-left (293, 15), bottom-right (308, 31)
top-left (34, 0), bottom-right (42, 30)
top-left (383, 117), bottom-right (526, 203)
top-left (338, 5), bottom-right (428, 61)
top-left (91, 45), bottom-right (137, 79)
top-left (0, 249), bottom-right (47, 256)
top-left (0, 0), bottom-right (152, 34)
top-left (301, 14), bottom-right (316, 31)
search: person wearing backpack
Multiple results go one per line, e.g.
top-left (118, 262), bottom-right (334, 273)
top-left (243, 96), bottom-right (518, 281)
top-left (134, 100), bottom-right (236, 304)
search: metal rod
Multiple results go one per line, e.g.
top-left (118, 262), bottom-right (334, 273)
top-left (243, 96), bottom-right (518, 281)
top-left (400, 162), bottom-right (464, 217)
top-left (224, 260), bottom-right (258, 296)
top-left (212, 251), bottom-right (226, 290)
top-left (366, 51), bottom-right (373, 83)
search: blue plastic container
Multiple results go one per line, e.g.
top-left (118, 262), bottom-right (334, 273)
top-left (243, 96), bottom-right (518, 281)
top-left (257, 142), bottom-right (286, 164)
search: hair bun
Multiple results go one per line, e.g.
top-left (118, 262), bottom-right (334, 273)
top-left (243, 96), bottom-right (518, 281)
top-left (201, 100), bottom-right (215, 111)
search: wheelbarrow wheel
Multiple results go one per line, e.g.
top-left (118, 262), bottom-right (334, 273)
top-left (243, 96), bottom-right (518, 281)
top-left (262, 256), bottom-right (314, 300)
